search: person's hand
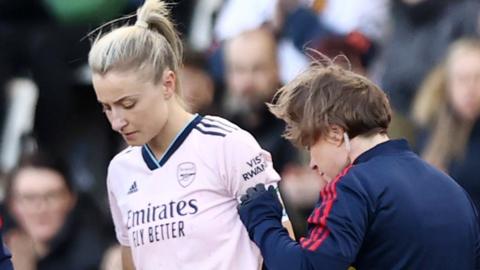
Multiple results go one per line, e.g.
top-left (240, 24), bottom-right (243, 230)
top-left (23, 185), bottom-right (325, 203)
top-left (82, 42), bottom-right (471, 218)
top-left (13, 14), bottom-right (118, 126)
top-left (238, 184), bottom-right (283, 240)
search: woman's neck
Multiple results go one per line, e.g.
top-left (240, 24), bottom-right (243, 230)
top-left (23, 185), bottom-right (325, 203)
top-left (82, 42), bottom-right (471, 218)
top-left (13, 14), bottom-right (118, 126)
top-left (348, 133), bottom-right (390, 163)
top-left (148, 103), bottom-right (194, 158)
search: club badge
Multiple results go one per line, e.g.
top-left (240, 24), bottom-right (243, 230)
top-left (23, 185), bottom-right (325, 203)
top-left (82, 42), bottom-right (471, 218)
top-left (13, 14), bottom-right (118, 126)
top-left (177, 162), bottom-right (196, 188)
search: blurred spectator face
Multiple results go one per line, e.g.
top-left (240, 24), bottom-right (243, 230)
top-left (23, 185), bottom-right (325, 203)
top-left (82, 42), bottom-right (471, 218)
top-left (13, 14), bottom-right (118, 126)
top-left (179, 66), bottom-right (214, 113)
top-left (225, 29), bottom-right (279, 110)
top-left (447, 48), bottom-right (480, 121)
top-left (10, 167), bottom-right (75, 244)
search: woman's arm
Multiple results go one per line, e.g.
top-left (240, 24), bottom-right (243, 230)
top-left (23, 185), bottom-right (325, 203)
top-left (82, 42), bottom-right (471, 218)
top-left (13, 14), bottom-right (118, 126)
top-left (121, 246), bottom-right (135, 270)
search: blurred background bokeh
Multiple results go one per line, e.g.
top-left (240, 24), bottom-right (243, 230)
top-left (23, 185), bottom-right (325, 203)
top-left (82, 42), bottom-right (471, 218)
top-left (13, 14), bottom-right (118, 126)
top-left (0, 0), bottom-right (479, 269)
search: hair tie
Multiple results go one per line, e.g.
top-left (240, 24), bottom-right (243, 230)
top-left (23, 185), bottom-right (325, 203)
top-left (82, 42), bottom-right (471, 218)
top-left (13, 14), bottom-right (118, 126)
top-left (135, 21), bottom-right (149, 29)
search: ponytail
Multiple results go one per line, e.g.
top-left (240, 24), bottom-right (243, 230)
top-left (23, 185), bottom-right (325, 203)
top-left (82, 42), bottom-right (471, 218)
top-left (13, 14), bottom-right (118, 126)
top-left (89, 0), bottom-right (183, 84)
top-left (136, 0), bottom-right (182, 65)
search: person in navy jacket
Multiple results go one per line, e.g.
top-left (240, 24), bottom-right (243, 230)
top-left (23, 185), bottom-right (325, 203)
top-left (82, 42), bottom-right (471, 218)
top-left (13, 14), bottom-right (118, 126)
top-left (238, 58), bottom-right (480, 270)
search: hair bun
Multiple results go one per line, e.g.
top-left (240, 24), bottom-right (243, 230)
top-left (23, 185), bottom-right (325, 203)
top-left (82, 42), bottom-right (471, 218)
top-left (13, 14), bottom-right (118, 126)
top-left (135, 20), bottom-right (149, 29)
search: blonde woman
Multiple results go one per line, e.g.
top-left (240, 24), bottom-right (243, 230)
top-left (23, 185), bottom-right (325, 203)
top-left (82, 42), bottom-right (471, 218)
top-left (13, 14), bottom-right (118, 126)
top-left (88, 0), bottom-right (293, 269)
top-left (412, 38), bottom-right (480, 210)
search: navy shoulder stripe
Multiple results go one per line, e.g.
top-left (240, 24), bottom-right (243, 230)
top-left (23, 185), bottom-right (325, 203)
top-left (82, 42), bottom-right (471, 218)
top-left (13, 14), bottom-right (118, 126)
top-left (199, 120), bottom-right (233, 133)
top-left (203, 117), bottom-right (238, 130)
top-left (194, 126), bottom-right (226, 137)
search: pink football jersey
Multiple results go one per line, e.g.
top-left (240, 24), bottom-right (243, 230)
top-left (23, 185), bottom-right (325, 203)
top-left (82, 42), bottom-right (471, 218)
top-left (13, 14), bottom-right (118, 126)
top-left (107, 115), bottom-right (281, 269)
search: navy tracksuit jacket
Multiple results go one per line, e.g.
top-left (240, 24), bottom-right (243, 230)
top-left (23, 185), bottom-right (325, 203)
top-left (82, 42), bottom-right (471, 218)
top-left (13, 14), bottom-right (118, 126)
top-left (242, 139), bottom-right (480, 269)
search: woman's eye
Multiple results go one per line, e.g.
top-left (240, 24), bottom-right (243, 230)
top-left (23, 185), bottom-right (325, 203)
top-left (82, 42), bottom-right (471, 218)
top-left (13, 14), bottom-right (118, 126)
top-left (123, 102), bottom-right (135, 109)
top-left (102, 105), bottom-right (111, 112)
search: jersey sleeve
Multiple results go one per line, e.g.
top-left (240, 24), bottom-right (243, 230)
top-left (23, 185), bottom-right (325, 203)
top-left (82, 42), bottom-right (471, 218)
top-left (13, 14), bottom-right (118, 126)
top-left (251, 167), bottom-right (369, 270)
top-left (107, 168), bottom-right (130, 246)
top-left (222, 129), bottom-right (281, 199)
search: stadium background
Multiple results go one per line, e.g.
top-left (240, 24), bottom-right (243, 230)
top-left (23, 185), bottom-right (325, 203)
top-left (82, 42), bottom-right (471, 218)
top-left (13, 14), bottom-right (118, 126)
top-left (0, 0), bottom-right (479, 268)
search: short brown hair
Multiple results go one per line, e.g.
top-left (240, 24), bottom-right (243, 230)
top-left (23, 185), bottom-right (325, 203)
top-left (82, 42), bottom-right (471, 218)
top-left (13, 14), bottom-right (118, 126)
top-left (268, 58), bottom-right (392, 147)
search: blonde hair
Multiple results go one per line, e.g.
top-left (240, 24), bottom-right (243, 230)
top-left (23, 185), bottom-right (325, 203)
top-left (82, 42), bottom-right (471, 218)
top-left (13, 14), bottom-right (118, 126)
top-left (88, 0), bottom-right (183, 84)
top-left (269, 56), bottom-right (391, 147)
top-left (412, 38), bottom-right (480, 168)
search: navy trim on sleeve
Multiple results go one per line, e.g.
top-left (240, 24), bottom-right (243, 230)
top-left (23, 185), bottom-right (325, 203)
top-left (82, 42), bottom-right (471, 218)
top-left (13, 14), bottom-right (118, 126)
top-left (194, 126), bottom-right (226, 137)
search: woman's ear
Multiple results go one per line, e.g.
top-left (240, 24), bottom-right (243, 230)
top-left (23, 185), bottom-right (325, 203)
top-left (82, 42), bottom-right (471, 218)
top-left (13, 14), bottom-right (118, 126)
top-left (325, 125), bottom-right (345, 146)
top-left (161, 70), bottom-right (176, 99)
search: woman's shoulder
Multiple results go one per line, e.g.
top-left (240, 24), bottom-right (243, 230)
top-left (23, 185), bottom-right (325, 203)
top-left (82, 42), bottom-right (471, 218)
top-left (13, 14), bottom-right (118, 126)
top-left (197, 115), bottom-right (241, 137)
top-left (197, 115), bottom-right (261, 149)
top-left (108, 146), bottom-right (142, 168)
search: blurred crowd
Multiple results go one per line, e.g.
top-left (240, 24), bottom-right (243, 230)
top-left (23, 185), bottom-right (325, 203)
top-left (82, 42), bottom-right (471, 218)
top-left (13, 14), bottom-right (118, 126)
top-left (0, 0), bottom-right (479, 269)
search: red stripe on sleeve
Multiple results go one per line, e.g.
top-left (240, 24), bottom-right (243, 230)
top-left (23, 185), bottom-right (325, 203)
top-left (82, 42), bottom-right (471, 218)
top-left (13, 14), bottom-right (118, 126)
top-left (301, 176), bottom-right (334, 248)
top-left (301, 165), bottom-right (353, 251)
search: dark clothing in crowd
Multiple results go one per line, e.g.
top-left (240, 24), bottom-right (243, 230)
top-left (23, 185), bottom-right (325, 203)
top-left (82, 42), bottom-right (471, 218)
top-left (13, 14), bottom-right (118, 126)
top-left (0, 225), bottom-right (13, 270)
top-left (37, 197), bottom-right (111, 270)
top-left (4, 194), bottom-right (113, 270)
top-left (449, 121), bottom-right (480, 212)
top-left (228, 106), bottom-right (299, 174)
top-left (0, 0), bottom-right (49, 22)
top-left (416, 120), bottom-right (480, 212)
top-left (0, 0), bottom-right (85, 159)
top-left (381, 0), bottom-right (479, 115)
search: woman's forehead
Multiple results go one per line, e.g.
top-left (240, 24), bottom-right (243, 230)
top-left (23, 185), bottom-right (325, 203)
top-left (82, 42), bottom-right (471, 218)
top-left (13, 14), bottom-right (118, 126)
top-left (93, 71), bottom-right (155, 101)
top-left (14, 168), bottom-right (66, 192)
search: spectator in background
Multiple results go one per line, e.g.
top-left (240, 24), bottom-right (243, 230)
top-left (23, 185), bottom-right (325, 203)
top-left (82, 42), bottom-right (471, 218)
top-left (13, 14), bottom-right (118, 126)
top-left (300, 0), bottom-right (389, 75)
top-left (178, 48), bottom-right (216, 115)
top-left (0, 0), bottom-right (52, 168)
top-left (412, 38), bottom-right (480, 210)
top-left (0, 0), bottom-right (130, 202)
top-left (3, 152), bottom-right (111, 270)
top-left (211, 0), bottom-right (318, 87)
top-left (380, 0), bottom-right (480, 117)
top-left (317, 0), bottom-right (389, 45)
top-left (223, 28), bottom-right (301, 174)
top-left (212, 0), bottom-right (387, 87)
top-left (223, 28), bottom-right (318, 237)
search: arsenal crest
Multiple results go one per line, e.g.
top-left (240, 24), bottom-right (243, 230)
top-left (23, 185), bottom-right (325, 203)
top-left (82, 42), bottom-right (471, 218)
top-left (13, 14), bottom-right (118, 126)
top-left (177, 162), bottom-right (196, 188)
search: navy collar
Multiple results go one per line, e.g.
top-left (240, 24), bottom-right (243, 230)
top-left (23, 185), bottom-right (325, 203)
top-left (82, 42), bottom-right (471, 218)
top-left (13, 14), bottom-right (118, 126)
top-left (353, 139), bottom-right (411, 165)
top-left (142, 114), bottom-right (202, 170)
